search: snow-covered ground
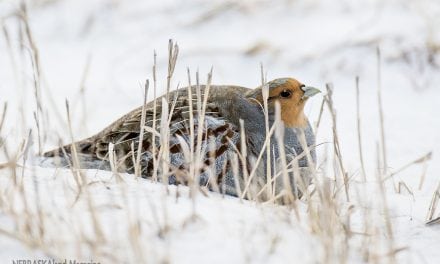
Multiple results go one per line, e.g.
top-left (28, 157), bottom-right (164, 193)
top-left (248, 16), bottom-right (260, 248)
top-left (0, 0), bottom-right (439, 263)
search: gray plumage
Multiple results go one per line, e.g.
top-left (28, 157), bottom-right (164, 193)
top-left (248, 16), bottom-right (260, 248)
top-left (44, 78), bottom-right (319, 200)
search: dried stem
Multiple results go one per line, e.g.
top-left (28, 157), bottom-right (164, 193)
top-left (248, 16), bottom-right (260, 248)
top-left (0, 103), bottom-right (8, 136)
top-left (135, 80), bottom-right (149, 177)
top-left (382, 152), bottom-right (432, 182)
top-left (325, 83), bottom-right (350, 201)
top-left (20, 2), bottom-right (44, 154)
top-left (375, 141), bottom-right (396, 264)
top-left (260, 63), bottom-right (273, 200)
top-left (152, 51), bottom-right (159, 181)
top-left (355, 76), bottom-right (367, 181)
top-left (166, 39), bottom-right (179, 102)
top-left (376, 47), bottom-right (392, 190)
top-left (313, 96), bottom-right (325, 137)
top-left (65, 100), bottom-right (105, 244)
top-left (426, 182), bottom-right (440, 225)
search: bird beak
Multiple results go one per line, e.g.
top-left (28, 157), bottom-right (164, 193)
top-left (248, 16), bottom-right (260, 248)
top-left (301, 86), bottom-right (321, 99)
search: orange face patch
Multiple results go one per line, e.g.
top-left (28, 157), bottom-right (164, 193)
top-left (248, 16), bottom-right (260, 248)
top-left (256, 78), bottom-right (308, 128)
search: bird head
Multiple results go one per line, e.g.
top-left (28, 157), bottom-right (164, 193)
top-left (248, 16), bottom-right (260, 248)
top-left (249, 78), bottom-right (320, 127)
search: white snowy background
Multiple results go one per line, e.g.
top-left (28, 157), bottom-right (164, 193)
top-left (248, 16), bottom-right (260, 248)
top-left (0, 0), bottom-right (439, 263)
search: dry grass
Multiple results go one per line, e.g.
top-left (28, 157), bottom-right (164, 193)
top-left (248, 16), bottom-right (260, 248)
top-left (0, 3), bottom-right (438, 264)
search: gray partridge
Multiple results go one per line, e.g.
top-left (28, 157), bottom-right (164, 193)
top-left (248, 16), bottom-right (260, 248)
top-left (44, 78), bottom-right (320, 199)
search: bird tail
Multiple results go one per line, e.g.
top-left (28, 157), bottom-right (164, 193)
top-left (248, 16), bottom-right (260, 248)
top-left (43, 138), bottom-right (96, 158)
top-left (41, 138), bottom-right (111, 170)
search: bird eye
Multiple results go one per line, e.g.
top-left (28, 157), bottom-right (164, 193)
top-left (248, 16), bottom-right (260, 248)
top-left (279, 90), bottom-right (292, 98)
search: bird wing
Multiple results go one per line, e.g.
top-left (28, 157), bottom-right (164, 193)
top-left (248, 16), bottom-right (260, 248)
top-left (45, 86), bottom-right (242, 187)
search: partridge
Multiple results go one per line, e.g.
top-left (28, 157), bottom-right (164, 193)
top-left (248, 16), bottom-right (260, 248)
top-left (44, 78), bottom-right (320, 199)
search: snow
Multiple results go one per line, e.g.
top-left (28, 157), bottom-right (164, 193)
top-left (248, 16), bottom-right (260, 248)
top-left (0, 0), bottom-right (440, 263)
